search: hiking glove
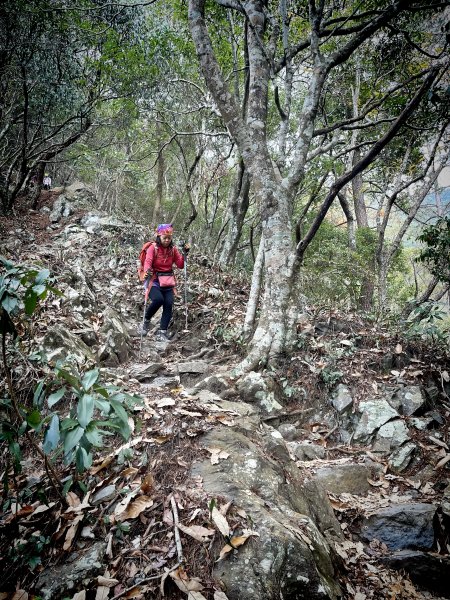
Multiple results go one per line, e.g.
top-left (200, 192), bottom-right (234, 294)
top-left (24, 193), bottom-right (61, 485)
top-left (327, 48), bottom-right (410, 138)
top-left (144, 270), bottom-right (152, 280)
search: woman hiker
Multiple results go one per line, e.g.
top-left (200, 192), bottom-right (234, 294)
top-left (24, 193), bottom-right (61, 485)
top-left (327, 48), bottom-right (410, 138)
top-left (141, 224), bottom-right (189, 341)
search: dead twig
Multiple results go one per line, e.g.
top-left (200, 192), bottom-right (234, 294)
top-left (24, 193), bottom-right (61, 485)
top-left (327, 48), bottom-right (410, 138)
top-left (170, 495), bottom-right (184, 563)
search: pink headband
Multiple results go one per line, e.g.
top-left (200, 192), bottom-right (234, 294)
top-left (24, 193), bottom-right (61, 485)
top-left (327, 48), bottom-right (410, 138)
top-left (156, 223), bottom-right (173, 235)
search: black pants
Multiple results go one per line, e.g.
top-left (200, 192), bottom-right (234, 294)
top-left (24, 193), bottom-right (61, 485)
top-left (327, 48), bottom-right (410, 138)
top-left (145, 286), bottom-right (174, 330)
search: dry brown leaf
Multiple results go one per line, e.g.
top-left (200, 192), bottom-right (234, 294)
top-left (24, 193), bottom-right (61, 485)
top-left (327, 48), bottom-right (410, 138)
top-left (120, 467), bottom-right (139, 479)
top-left (32, 502), bottom-right (56, 515)
top-left (97, 577), bottom-right (119, 587)
top-left (395, 343), bottom-right (403, 354)
top-left (206, 447), bottom-right (230, 465)
top-left (214, 592), bottom-right (230, 600)
top-left (66, 492), bottom-right (81, 507)
top-left (211, 506), bottom-right (231, 537)
top-left (114, 489), bottom-right (139, 518)
top-left (434, 454), bottom-right (450, 470)
top-left (11, 592), bottom-right (28, 600)
top-left (157, 397), bottom-right (175, 407)
top-left (217, 543), bottom-right (233, 561)
top-left (95, 587), bottom-right (110, 600)
top-left (63, 514), bottom-right (83, 551)
top-left (116, 495), bottom-right (154, 522)
top-left (71, 592), bottom-right (86, 600)
top-left (428, 436), bottom-right (449, 449)
top-left (169, 567), bottom-right (204, 593)
top-left (187, 593), bottom-right (208, 600)
top-left (177, 523), bottom-right (215, 542)
top-left (140, 472), bottom-right (154, 494)
top-left (219, 501), bottom-right (232, 516)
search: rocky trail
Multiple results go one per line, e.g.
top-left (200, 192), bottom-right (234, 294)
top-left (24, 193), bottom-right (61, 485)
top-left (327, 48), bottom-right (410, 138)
top-left (1, 185), bottom-right (449, 600)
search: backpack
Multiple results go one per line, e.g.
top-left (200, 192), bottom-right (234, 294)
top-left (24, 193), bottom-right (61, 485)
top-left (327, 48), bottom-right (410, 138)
top-left (137, 241), bottom-right (174, 282)
top-left (138, 241), bottom-right (155, 282)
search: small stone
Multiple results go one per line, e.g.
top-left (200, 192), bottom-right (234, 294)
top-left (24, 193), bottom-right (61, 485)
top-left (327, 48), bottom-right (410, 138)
top-left (331, 384), bottom-right (353, 414)
top-left (388, 442), bottom-right (416, 472)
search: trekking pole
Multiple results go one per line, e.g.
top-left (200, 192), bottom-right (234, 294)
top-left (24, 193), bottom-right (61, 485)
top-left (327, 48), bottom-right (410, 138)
top-left (139, 285), bottom-right (150, 357)
top-left (183, 251), bottom-right (189, 332)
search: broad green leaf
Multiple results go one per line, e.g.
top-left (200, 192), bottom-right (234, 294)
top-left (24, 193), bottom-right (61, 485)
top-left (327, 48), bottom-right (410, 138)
top-left (26, 409), bottom-right (42, 430)
top-left (81, 368), bottom-right (99, 391)
top-left (62, 477), bottom-right (73, 495)
top-left (57, 368), bottom-right (81, 390)
top-left (24, 290), bottom-right (38, 315)
top-left (63, 425), bottom-right (84, 455)
top-left (76, 446), bottom-right (92, 473)
top-left (77, 394), bottom-right (94, 428)
top-left (47, 387), bottom-right (66, 408)
top-left (60, 418), bottom-right (79, 431)
top-left (94, 398), bottom-right (111, 414)
top-left (35, 269), bottom-right (50, 285)
top-left (110, 399), bottom-right (129, 425)
top-left (93, 384), bottom-right (109, 398)
top-left (32, 284), bottom-right (47, 296)
top-left (84, 426), bottom-right (103, 447)
top-left (1, 295), bottom-right (18, 313)
top-left (33, 381), bottom-right (46, 407)
top-left (43, 415), bottom-right (60, 453)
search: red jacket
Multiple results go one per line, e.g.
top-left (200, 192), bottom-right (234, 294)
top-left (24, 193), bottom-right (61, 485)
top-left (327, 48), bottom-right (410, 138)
top-left (143, 243), bottom-right (184, 275)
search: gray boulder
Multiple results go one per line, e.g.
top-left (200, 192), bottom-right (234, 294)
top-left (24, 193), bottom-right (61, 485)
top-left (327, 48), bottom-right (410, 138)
top-left (354, 399), bottom-right (399, 442)
top-left (360, 503), bottom-right (436, 550)
top-left (41, 325), bottom-right (95, 365)
top-left (236, 371), bottom-right (283, 413)
top-left (383, 550), bottom-right (450, 598)
top-left (192, 428), bottom-right (342, 600)
top-left (36, 541), bottom-right (105, 599)
top-left (388, 385), bottom-right (426, 416)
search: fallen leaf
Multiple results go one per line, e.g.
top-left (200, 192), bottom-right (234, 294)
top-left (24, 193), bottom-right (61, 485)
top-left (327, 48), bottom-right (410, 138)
top-left (95, 587), bottom-right (109, 600)
top-left (63, 514), bottom-right (83, 550)
top-left (442, 370), bottom-right (449, 382)
top-left (114, 489), bottom-right (139, 518)
top-left (71, 592), bottom-right (86, 600)
top-left (117, 496), bottom-right (154, 521)
top-left (157, 397), bottom-right (175, 408)
top-left (395, 343), bottom-right (402, 354)
top-left (434, 454), bottom-right (450, 470)
top-left (140, 472), bottom-right (154, 494)
top-left (32, 502), bottom-right (56, 515)
top-left (207, 447), bottom-right (230, 465)
top-left (66, 492), bottom-right (81, 507)
top-left (214, 592), bottom-right (230, 600)
top-left (169, 567), bottom-right (204, 593)
top-left (11, 592), bottom-right (28, 600)
top-left (187, 593), bottom-right (208, 600)
top-left (340, 340), bottom-right (352, 346)
top-left (97, 577), bottom-right (119, 587)
top-left (211, 506), bottom-right (231, 537)
top-left (177, 523), bottom-right (215, 542)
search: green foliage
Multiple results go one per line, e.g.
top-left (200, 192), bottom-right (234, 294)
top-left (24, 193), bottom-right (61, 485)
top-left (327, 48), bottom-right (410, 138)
top-left (404, 301), bottom-right (450, 345)
top-left (7, 533), bottom-right (50, 570)
top-left (0, 258), bottom-right (141, 492)
top-left (416, 217), bottom-right (450, 284)
top-left (40, 363), bottom-right (140, 473)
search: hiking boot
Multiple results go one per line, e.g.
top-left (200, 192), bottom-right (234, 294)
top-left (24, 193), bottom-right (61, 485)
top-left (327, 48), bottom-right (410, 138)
top-left (155, 329), bottom-right (171, 342)
top-left (140, 319), bottom-right (151, 336)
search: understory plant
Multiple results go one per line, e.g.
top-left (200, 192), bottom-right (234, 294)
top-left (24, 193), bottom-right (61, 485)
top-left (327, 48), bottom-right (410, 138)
top-left (0, 256), bottom-right (140, 501)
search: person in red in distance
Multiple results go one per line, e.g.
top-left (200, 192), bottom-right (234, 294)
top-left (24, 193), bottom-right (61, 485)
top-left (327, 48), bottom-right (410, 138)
top-left (141, 224), bottom-right (189, 341)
